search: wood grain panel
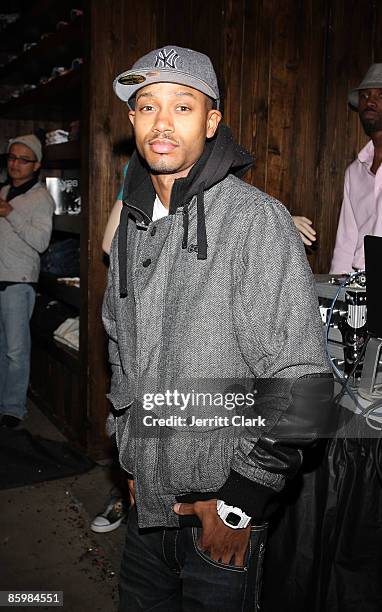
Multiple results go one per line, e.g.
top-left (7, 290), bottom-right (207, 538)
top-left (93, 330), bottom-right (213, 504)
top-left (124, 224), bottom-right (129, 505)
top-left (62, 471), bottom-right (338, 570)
top-left (373, 1), bottom-right (382, 62)
top-left (240, 0), bottom-right (273, 191)
top-left (264, 0), bottom-right (326, 223)
top-left (265, 0), bottom-right (298, 202)
top-left (315, 0), bottom-right (375, 273)
top-left (157, 0), bottom-right (225, 98)
top-left (157, 0), bottom-right (193, 48)
top-left (81, 0), bottom-right (157, 456)
top-left (219, 0), bottom-right (244, 139)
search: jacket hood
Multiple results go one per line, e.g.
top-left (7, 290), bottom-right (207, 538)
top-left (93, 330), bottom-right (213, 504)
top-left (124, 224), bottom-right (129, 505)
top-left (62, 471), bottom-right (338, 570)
top-left (118, 124), bottom-right (254, 297)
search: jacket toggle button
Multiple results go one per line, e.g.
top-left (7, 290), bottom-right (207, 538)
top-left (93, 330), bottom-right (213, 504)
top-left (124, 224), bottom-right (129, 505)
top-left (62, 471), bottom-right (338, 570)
top-left (142, 258), bottom-right (152, 267)
top-left (151, 226), bottom-right (157, 236)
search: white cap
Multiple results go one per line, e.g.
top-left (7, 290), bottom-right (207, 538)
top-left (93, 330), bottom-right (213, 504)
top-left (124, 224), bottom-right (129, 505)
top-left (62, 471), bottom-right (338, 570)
top-left (7, 134), bottom-right (42, 162)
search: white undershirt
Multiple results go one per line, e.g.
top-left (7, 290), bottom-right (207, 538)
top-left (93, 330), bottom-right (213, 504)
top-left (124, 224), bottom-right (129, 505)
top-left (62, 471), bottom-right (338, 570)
top-left (152, 195), bottom-right (169, 222)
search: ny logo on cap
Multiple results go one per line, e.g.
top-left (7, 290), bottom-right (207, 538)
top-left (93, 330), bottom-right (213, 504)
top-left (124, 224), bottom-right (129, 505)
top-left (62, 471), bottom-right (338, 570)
top-left (155, 48), bottom-right (179, 69)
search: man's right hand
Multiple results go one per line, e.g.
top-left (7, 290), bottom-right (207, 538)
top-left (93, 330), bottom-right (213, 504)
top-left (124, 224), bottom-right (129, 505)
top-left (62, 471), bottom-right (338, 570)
top-left (174, 499), bottom-right (251, 567)
top-left (0, 197), bottom-right (12, 217)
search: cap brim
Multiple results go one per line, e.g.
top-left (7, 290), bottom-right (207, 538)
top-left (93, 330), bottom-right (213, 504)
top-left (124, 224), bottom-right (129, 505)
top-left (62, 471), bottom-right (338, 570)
top-left (113, 68), bottom-right (220, 110)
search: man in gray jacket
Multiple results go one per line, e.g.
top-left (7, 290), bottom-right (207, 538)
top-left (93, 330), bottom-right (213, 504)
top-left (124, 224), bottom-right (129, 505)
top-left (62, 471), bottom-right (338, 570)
top-left (104, 46), bottom-right (333, 611)
top-left (0, 134), bottom-right (54, 428)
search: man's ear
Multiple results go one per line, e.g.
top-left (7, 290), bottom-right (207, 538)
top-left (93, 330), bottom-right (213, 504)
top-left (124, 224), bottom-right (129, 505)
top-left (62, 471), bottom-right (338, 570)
top-left (33, 162), bottom-right (41, 173)
top-left (206, 110), bottom-right (222, 139)
top-left (128, 110), bottom-right (135, 127)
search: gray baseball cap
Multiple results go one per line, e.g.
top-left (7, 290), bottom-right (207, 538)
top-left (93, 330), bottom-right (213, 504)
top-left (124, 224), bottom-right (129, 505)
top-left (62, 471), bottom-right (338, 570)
top-left (348, 63), bottom-right (382, 109)
top-left (113, 45), bottom-right (220, 110)
top-left (7, 134), bottom-right (42, 162)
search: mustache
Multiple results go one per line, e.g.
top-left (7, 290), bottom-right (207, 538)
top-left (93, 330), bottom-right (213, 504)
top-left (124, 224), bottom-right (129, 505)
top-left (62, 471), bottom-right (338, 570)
top-left (360, 107), bottom-right (379, 118)
top-left (147, 135), bottom-right (179, 145)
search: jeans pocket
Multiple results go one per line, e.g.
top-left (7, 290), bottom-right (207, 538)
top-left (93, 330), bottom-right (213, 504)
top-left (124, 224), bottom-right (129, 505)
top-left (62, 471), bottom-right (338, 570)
top-left (191, 526), bottom-right (253, 573)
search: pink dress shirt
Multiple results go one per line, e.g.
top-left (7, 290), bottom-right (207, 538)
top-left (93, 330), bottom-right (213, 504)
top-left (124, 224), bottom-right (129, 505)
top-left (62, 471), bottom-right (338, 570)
top-left (330, 140), bottom-right (382, 273)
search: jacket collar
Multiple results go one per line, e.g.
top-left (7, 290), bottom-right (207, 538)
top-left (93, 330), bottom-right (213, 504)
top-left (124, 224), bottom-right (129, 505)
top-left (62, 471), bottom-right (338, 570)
top-left (5, 176), bottom-right (39, 202)
top-left (117, 125), bottom-right (254, 297)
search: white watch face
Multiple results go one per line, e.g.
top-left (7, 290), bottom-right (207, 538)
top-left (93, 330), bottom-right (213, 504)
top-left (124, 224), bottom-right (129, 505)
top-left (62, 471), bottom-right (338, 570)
top-left (217, 500), bottom-right (251, 529)
top-left (225, 510), bottom-right (243, 527)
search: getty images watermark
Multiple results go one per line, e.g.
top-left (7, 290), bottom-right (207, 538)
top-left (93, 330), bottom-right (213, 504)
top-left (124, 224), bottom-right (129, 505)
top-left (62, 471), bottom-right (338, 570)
top-left (141, 388), bottom-right (266, 428)
top-left (127, 376), bottom-right (379, 438)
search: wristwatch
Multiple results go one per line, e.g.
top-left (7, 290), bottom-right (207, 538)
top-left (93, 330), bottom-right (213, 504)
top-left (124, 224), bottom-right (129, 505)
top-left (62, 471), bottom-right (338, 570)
top-left (216, 499), bottom-right (251, 529)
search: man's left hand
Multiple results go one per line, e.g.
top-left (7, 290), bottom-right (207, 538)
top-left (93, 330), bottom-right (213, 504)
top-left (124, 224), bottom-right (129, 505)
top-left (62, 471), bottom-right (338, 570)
top-left (0, 198), bottom-right (13, 217)
top-left (173, 499), bottom-right (251, 567)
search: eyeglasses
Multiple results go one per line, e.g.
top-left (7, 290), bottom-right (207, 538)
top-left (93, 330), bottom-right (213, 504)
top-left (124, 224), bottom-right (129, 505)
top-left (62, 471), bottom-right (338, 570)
top-left (7, 154), bottom-right (37, 165)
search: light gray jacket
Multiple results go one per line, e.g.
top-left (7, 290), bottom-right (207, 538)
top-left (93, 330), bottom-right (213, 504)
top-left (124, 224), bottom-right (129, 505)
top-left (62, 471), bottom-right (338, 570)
top-left (0, 182), bottom-right (54, 282)
top-left (103, 171), bottom-right (332, 528)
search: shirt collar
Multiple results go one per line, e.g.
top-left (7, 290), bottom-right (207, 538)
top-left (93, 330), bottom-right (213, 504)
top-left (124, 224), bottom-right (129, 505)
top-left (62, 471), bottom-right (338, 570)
top-left (358, 140), bottom-right (375, 165)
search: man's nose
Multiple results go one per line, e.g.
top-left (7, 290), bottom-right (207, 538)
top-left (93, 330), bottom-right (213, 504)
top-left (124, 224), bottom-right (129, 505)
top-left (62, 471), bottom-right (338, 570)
top-left (366, 93), bottom-right (378, 107)
top-left (152, 109), bottom-right (174, 134)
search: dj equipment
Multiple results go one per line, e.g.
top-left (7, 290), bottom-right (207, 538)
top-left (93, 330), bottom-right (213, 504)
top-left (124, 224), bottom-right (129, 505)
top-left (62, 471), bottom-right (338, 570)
top-left (315, 274), bottom-right (367, 376)
top-left (316, 235), bottom-right (382, 391)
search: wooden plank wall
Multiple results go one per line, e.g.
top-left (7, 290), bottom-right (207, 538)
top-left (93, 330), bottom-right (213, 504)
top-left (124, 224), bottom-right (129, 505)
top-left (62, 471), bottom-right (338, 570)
top-left (82, 0), bottom-right (156, 455)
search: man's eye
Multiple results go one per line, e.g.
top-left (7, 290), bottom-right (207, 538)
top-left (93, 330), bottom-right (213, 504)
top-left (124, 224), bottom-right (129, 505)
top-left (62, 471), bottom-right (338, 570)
top-left (177, 105), bottom-right (190, 111)
top-left (140, 105), bottom-right (155, 111)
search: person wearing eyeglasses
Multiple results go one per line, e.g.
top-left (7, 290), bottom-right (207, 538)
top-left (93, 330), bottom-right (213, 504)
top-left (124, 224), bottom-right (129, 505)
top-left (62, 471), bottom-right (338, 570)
top-left (0, 134), bottom-right (54, 428)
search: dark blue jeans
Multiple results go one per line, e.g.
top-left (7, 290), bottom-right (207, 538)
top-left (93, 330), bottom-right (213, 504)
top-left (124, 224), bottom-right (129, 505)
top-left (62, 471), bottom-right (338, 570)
top-left (0, 284), bottom-right (35, 419)
top-left (119, 507), bottom-right (268, 612)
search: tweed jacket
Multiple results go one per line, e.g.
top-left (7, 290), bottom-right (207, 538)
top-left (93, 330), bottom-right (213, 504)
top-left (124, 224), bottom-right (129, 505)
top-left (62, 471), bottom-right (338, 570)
top-left (103, 136), bottom-right (333, 527)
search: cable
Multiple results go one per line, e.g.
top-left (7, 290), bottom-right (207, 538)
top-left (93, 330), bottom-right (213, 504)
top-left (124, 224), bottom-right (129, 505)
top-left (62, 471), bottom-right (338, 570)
top-left (325, 271), bottom-right (366, 412)
top-left (334, 333), bottom-right (370, 406)
top-left (362, 396), bottom-right (382, 423)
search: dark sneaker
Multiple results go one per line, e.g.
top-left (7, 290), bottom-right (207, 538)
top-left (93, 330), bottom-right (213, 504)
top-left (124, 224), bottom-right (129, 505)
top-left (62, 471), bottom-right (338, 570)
top-left (90, 497), bottom-right (127, 533)
top-left (0, 415), bottom-right (22, 428)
